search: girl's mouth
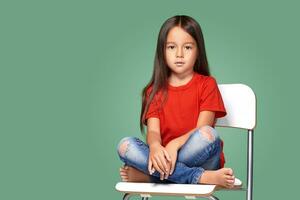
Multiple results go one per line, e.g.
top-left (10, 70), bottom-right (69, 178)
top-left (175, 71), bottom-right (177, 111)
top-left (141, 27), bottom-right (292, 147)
top-left (175, 62), bottom-right (185, 66)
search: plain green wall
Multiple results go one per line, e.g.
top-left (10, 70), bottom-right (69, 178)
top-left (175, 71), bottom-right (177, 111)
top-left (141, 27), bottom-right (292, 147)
top-left (1, 0), bottom-right (299, 199)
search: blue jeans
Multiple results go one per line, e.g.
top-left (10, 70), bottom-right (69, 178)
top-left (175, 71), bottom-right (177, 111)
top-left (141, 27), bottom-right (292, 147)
top-left (117, 125), bottom-right (222, 184)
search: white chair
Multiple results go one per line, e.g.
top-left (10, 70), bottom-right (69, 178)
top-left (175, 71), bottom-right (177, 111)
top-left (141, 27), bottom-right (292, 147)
top-left (115, 84), bottom-right (257, 200)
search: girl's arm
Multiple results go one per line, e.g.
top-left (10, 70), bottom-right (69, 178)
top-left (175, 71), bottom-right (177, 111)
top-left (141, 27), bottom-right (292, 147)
top-left (171, 111), bottom-right (216, 149)
top-left (164, 111), bottom-right (216, 176)
top-left (146, 118), bottom-right (171, 179)
top-left (146, 117), bottom-right (162, 147)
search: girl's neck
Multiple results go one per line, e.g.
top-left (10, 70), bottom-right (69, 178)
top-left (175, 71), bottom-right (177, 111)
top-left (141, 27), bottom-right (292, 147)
top-left (168, 71), bottom-right (195, 87)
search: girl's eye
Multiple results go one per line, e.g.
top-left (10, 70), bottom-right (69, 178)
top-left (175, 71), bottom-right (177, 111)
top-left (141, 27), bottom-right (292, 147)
top-left (166, 45), bottom-right (192, 50)
top-left (167, 45), bottom-right (175, 49)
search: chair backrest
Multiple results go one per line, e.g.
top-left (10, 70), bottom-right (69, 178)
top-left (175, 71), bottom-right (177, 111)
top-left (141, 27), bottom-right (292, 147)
top-left (216, 84), bottom-right (256, 130)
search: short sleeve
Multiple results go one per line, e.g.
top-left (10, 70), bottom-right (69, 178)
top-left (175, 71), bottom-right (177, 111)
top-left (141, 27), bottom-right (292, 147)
top-left (199, 76), bottom-right (227, 118)
top-left (143, 87), bottom-right (160, 126)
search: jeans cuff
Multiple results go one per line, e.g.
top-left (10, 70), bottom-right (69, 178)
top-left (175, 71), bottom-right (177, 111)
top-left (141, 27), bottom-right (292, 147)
top-left (191, 167), bottom-right (205, 184)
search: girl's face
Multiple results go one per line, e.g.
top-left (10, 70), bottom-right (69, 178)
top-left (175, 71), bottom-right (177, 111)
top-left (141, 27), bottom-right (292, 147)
top-left (165, 26), bottom-right (198, 77)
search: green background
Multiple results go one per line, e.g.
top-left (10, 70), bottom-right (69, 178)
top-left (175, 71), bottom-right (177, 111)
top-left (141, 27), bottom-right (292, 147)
top-left (1, 0), bottom-right (299, 199)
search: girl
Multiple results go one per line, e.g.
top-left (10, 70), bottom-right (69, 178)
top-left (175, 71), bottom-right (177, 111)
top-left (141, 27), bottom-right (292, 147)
top-left (117, 15), bottom-right (236, 188)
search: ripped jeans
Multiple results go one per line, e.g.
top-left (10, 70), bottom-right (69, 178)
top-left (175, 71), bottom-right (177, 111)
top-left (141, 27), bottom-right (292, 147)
top-left (116, 125), bottom-right (222, 184)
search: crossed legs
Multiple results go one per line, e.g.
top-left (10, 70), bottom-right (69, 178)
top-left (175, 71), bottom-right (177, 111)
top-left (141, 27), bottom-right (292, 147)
top-left (117, 126), bottom-right (235, 188)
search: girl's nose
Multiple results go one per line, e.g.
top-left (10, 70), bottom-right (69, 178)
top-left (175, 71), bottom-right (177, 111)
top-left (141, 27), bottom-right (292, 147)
top-left (176, 48), bottom-right (184, 58)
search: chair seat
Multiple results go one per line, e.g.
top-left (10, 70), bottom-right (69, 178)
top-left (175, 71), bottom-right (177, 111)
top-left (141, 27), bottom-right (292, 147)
top-left (115, 178), bottom-right (242, 197)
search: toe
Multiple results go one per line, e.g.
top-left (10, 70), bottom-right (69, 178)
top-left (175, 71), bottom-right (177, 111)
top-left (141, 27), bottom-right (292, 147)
top-left (121, 174), bottom-right (128, 178)
top-left (121, 175), bottom-right (128, 180)
top-left (120, 172), bottom-right (127, 176)
top-left (226, 175), bottom-right (234, 180)
top-left (226, 168), bottom-right (233, 176)
top-left (226, 182), bottom-right (234, 188)
top-left (227, 179), bottom-right (234, 183)
top-left (120, 168), bottom-right (126, 173)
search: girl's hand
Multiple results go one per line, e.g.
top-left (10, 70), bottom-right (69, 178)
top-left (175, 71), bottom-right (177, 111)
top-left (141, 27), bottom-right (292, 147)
top-left (148, 143), bottom-right (172, 180)
top-left (165, 140), bottom-right (179, 178)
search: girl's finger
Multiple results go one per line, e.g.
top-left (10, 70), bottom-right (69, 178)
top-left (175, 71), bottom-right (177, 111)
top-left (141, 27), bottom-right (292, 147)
top-left (170, 160), bottom-right (176, 175)
top-left (152, 159), bottom-right (164, 175)
top-left (164, 171), bottom-right (169, 179)
top-left (163, 149), bottom-right (172, 162)
top-left (148, 159), bottom-right (153, 174)
top-left (158, 154), bottom-right (169, 173)
top-left (151, 166), bottom-right (155, 173)
top-left (154, 156), bottom-right (167, 173)
top-left (160, 172), bottom-right (164, 180)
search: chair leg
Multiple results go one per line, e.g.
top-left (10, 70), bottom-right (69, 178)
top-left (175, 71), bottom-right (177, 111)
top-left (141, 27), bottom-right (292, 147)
top-left (122, 193), bottom-right (149, 200)
top-left (207, 195), bottom-right (219, 200)
top-left (247, 130), bottom-right (254, 200)
top-left (123, 193), bottom-right (131, 200)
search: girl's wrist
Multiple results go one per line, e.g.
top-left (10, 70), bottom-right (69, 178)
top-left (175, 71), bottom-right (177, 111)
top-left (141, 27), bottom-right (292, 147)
top-left (149, 142), bottom-right (161, 149)
top-left (169, 139), bottom-right (181, 150)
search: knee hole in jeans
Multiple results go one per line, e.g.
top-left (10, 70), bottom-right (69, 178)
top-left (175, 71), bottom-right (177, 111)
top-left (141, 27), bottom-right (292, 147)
top-left (199, 125), bottom-right (217, 142)
top-left (117, 137), bottom-right (131, 157)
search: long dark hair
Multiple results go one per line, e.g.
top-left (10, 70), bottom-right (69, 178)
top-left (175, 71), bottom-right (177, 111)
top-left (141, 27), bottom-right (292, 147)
top-left (140, 15), bottom-right (211, 133)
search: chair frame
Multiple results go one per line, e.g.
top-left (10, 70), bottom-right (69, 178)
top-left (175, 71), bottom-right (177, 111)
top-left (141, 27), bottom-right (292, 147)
top-left (116, 84), bottom-right (256, 200)
top-left (247, 129), bottom-right (254, 200)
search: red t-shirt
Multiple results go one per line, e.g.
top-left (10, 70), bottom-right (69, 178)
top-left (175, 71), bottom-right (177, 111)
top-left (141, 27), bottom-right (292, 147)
top-left (144, 72), bottom-right (227, 168)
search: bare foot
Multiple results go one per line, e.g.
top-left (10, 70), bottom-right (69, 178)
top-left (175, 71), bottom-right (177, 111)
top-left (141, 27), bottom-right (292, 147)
top-left (119, 165), bottom-right (151, 182)
top-left (198, 168), bottom-right (235, 188)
